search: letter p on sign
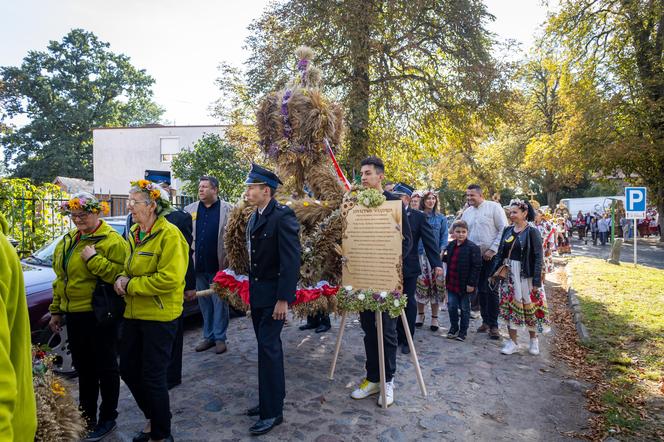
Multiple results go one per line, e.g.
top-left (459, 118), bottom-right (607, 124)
top-left (625, 187), bottom-right (647, 219)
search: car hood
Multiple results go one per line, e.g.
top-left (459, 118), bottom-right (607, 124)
top-left (22, 263), bottom-right (56, 293)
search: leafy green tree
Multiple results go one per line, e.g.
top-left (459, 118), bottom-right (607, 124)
top-left (242, 0), bottom-right (502, 170)
top-left (0, 29), bottom-right (163, 183)
top-left (171, 133), bottom-right (248, 202)
top-left (550, 0), bottom-right (664, 241)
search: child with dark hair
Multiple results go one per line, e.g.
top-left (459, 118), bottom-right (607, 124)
top-left (442, 220), bottom-right (482, 341)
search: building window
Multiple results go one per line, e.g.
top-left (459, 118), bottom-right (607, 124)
top-left (160, 137), bottom-right (179, 163)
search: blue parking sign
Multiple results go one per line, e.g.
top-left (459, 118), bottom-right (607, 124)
top-left (625, 187), bottom-right (647, 219)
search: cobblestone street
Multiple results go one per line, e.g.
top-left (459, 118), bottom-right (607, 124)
top-left (101, 277), bottom-right (589, 442)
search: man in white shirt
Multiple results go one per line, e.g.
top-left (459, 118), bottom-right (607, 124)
top-left (460, 184), bottom-right (508, 340)
top-left (597, 215), bottom-right (610, 245)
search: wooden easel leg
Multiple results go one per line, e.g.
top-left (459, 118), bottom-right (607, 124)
top-left (400, 309), bottom-right (427, 397)
top-left (328, 311), bottom-right (348, 380)
top-left (376, 311), bottom-right (388, 409)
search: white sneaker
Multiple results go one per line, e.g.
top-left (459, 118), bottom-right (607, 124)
top-left (470, 311), bottom-right (480, 319)
top-left (529, 338), bottom-right (540, 355)
top-left (350, 378), bottom-right (380, 399)
top-left (501, 340), bottom-right (519, 355)
top-left (377, 380), bottom-right (394, 407)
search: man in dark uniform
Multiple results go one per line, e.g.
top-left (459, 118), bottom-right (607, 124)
top-left (124, 182), bottom-right (196, 389)
top-left (243, 163), bottom-right (301, 435)
top-left (392, 183), bottom-right (443, 354)
top-left (350, 156), bottom-right (412, 408)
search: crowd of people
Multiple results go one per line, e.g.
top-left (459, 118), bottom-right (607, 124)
top-left (20, 155), bottom-right (664, 440)
top-left (564, 208), bottom-right (661, 247)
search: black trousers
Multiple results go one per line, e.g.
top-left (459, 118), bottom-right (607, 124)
top-left (66, 311), bottom-right (120, 426)
top-left (360, 310), bottom-right (398, 383)
top-left (397, 276), bottom-right (418, 345)
top-left (478, 257), bottom-right (499, 328)
top-left (251, 306), bottom-right (286, 420)
top-left (167, 315), bottom-right (184, 389)
top-left (120, 318), bottom-right (177, 440)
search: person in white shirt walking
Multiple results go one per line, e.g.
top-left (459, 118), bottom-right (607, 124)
top-left (460, 185), bottom-right (508, 340)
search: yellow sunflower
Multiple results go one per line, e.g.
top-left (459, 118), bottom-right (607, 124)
top-left (68, 198), bottom-right (81, 210)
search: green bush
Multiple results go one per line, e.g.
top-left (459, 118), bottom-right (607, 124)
top-left (0, 178), bottom-right (70, 256)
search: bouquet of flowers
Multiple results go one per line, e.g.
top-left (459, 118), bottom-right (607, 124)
top-left (337, 285), bottom-right (406, 318)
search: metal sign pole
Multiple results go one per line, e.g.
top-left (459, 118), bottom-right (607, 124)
top-left (634, 218), bottom-right (637, 267)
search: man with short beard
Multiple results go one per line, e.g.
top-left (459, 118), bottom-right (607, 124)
top-left (461, 184), bottom-right (507, 340)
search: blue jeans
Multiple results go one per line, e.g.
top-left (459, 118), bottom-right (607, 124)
top-left (196, 272), bottom-right (229, 343)
top-left (447, 291), bottom-right (470, 336)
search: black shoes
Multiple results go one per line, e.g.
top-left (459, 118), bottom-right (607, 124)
top-left (315, 323), bottom-right (331, 333)
top-left (132, 431), bottom-right (172, 442)
top-left (83, 420), bottom-right (116, 441)
top-left (430, 315), bottom-right (439, 332)
top-left (401, 343), bottom-right (410, 354)
top-left (298, 323), bottom-right (317, 331)
top-left (246, 405), bottom-right (261, 417)
top-left (249, 415), bottom-right (283, 435)
top-left (131, 431), bottom-right (150, 442)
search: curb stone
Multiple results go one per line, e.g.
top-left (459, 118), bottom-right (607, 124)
top-left (565, 270), bottom-right (591, 344)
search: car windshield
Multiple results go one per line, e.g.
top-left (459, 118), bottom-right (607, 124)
top-left (24, 236), bottom-right (62, 266)
top-left (22, 221), bottom-right (126, 267)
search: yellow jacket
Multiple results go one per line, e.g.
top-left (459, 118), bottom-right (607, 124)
top-left (49, 221), bottom-right (129, 314)
top-left (0, 213), bottom-right (37, 441)
top-left (122, 215), bottom-right (188, 322)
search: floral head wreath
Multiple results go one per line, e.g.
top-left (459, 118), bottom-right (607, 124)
top-left (509, 198), bottom-right (530, 210)
top-left (130, 179), bottom-right (171, 213)
top-left (60, 194), bottom-right (110, 216)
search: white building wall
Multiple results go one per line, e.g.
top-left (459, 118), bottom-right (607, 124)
top-left (93, 125), bottom-right (226, 195)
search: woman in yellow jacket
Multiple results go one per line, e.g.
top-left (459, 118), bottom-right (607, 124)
top-left (48, 193), bottom-right (128, 441)
top-left (0, 213), bottom-right (37, 442)
top-left (114, 181), bottom-right (188, 442)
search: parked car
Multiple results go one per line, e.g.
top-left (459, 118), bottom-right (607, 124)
top-left (22, 216), bottom-right (201, 375)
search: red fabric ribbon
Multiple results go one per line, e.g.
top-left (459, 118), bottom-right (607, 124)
top-left (325, 139), bottom-right (351, 191)
top-left (214, 270), bottom-right (339, 307)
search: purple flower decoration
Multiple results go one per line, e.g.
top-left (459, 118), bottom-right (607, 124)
top-left (297, 59), bottom-right (309, 73)
top-left (281, 90), bottom-right (293, 140)
top-left (372, 292), bottom-right (381, 302)
top-left (267, 143), bottom-right (279, 159)
top-left (391, 291), bottom-right (401, 299)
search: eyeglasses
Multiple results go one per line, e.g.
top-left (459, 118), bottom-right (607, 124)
top-left (126, 199), bottom-right (150, 208)
top-left (70, 212), bottom-right (90, 220)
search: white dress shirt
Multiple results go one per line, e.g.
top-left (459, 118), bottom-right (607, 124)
top-left (461, 200), bottom-right (508, 254)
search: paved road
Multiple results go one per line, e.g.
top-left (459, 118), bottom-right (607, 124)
top-left (91, 277), bottom-right (589, 442)
top-left (568, 235), bottom-right (664, 269)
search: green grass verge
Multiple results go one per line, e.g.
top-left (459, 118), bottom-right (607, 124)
top-left (568, 256), bottom-right (664, 436)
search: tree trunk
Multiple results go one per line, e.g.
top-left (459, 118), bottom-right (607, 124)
top-left (344, 0), bottom-right (372, 175)
top-left (547, 190), bottom-right (557, 209)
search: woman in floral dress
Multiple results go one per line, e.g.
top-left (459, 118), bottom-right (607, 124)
top-left (534, 210), bottom-right (556, 276)
top-left (414, 191), bottom-right (449, 331)
top-left (494, 200), bottom-right (550, 356)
